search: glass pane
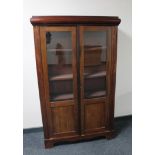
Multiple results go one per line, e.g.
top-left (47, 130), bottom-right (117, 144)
top-left (83, 31), bottom-right (107, 99)
top-left (46, 31), bottom-right (73, 102)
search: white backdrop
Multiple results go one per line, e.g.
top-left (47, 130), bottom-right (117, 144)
top-left (23, 0), bottom-right (132, 129)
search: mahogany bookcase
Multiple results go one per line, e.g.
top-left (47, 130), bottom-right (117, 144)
top-left (30, 16), bottom-right (121, 148)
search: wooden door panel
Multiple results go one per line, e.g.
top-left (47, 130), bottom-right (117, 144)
top-left (51, 105), bottom-right (75, 134)
top-left (84, 102), bottom-right (105, 132)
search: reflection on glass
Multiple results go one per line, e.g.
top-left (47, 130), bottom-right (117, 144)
top-left (83, 31), bottom-right (107, 99)
top-left (46, 32), bottom-right (73, 101)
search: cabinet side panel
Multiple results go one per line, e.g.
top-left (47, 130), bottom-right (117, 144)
top-left (107, 26), bottom-right (118, 130)
top-left (33, 26), bottom-right (50, 138)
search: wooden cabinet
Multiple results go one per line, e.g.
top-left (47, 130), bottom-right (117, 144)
top-left (30, 16), bottom-right (121, 148)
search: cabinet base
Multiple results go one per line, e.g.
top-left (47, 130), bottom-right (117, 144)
top-left (44, 130), bottom-right (115, 148)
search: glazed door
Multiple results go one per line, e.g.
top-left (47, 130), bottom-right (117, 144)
top-left (40, 27), bottom-right (79, 137)
top-left (79, 26), bottom-right (111, 135)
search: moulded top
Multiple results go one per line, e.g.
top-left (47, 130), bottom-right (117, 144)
top-left (30, 16), bottom-right (121, 26)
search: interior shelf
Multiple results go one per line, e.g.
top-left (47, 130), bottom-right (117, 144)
top-left (51, 93), bottom-right (73, 101)
top-left (85, 90), bottom-right (106, 98)
top-left (84, 62), bottom-right (106, 67)
top-left (84, 71), bottom-right (106, 79)
top-left (49, 74), bottom-right (73, 81)
top-left (84, 46), bottom-right (107, 51)
top-left (47, 49), bottom-right (72, 52)
top-left (49, 71), bottom-right (106, 81)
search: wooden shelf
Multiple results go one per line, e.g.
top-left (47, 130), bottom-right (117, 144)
top-left (51, 93), bottom-right (73, 101)
top-left (84, 71), bottom-right (106, 79)
top-left (47, 49), bottom-right (72, 52)
top-left (49, 71), bottom-right (106, 81)
top-left (85, 90), bottom-right (106, 98)
top-left (84, 62), bottom-right (106, 67)
top-left (84, 46), bottom-right (106, 51)
top-left (49, 74), bottom-right (73, 81)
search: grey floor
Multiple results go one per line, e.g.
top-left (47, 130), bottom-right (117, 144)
top-left (23, 116), bottom-right (132, 155)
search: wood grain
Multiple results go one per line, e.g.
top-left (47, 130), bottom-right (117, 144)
top-left (84, 102), bottom-right (105, 130)
top-left (51, 106), bottom-right (75, 134)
